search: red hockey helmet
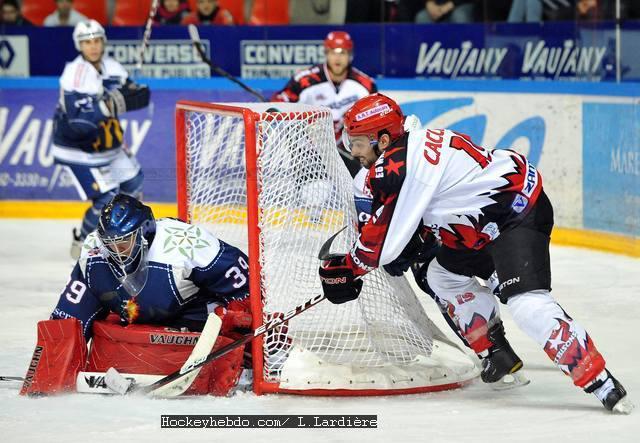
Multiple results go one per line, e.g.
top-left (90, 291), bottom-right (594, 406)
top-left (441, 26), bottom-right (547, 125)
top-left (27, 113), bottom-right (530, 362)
top-left (324, 31), bottom-right (353, 52)
top-left (342, 93), bottom-right (405, 150)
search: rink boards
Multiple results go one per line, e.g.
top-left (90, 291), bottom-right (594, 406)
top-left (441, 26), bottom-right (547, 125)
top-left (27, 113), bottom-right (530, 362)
top-left (0, 78), bottom-right (638, 255)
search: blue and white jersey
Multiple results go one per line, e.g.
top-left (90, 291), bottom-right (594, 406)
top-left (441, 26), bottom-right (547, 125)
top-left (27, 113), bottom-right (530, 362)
top-left (353, 167), bottom-right (373, 229)
top-left (51, 218), bottom-right (250, 340)
top-left (52, 55), bottom-right (129, 163)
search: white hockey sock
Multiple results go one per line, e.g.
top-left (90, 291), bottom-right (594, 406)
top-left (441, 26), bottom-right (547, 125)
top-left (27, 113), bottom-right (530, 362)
top-left (427, 259), bottom-right (501, 353)
top-left (507, 290), bottom-right (606, 387)
top-left (506, 290), bottom-right (563, 346)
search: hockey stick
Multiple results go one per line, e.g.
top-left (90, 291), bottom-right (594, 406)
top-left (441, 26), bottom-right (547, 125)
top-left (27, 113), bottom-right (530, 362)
top-left (105, 312), bottom-right (222, 397)
top-left (318, 225), bottom-right (348, 260)
top-left (136, 0), bottom-right (160, 70)
top-left (1, 372), bottom-right (161, 393)
top-left (125, 293), bottom-right (325, 395)
top-left (109, 229), bottom-right (344, 396)
top-left (0, 376), bottom-right (24, 382)
top-left (187, 24), bottom-right (267, 102)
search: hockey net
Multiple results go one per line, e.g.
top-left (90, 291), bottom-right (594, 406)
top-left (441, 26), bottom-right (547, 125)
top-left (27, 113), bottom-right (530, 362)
top-left (175, 101), bottom-right (478, 395)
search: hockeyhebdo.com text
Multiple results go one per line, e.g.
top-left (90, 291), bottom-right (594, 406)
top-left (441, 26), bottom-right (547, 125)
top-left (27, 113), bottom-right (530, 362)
top-left (160, 415), bottom-right (378, 429)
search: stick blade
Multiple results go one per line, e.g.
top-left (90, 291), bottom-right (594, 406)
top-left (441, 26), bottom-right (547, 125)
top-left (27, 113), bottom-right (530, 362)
top-left (187, 24), bottom-right (201, 43)
top-left (318, 226), bottom-right (348, 260)
top-left (105, 368), bottom-right (134, 395)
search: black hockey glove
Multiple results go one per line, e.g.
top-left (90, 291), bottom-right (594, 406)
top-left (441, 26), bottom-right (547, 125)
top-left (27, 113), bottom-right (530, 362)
top-left (383, 225), bottom-right (438, 277)
top-left (409, 230), bottom-right (440, 297)
top-left (411, 261), bottom-right (435, 297)
top-left (110, 83), bottom-right (151, 115)
top-left (319, 255), bottom-right (363, 304)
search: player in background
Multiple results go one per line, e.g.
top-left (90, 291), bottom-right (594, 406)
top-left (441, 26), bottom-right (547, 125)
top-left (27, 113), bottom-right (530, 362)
top-left (21, 194), bottom-right (252, 396)
top-left (272, 31), bottom-right (377, 177)
top-left (320, 93), bottom-right (633, 413)
top-left (52, 20), bottom-right (150, 259)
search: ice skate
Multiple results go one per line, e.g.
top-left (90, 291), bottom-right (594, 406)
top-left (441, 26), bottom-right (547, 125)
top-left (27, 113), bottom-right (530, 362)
top-left (480, 322), bottom-right (530, 390)
top-left (585, 370), bottom-right (634, 414)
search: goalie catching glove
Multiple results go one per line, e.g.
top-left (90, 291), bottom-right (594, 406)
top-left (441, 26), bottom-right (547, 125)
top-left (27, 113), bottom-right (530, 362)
top-left (319, 255), bottom-right (363, 304)
top-left (109, 81), bottom-right (150, 115)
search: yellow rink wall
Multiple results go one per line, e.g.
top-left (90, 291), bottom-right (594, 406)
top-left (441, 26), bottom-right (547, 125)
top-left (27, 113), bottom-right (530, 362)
top-left (1, 200), bottom-right (638, 258)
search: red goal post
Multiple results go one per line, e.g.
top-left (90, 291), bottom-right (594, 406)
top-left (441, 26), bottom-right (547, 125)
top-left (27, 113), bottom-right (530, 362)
top-left (175, 100), bottom-right (479, 395)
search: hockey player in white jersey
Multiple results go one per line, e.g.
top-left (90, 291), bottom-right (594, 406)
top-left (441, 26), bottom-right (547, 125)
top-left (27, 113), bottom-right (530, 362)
top-left (52, 20), bottom-right (151, 259)
top-left (320, 93), bottom-right (633, 413)
top-left (272, 30), bottom-right (377, 177)
top-left (352, 113), bottom-right (528, 389)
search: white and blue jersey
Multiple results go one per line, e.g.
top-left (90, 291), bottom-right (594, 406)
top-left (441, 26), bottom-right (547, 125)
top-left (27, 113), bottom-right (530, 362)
top-left (52, 55), bottom-right (129, 161)
top-left (353, 167), bottom-right (373, 229)
top-left (51, 218), bottom-right (250, 340)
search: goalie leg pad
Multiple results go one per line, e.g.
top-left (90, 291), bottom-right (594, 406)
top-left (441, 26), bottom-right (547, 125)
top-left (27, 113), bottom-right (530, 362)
top-left (20, 319), bottom-right (87, 396)
top-left (185, 335), bottom-right (245, 396)
top-left (507, 290), bottom-right (606, 387)
top-left (87, 315), bottom-right (201, 375)
top-left (87, 315), bottom-right (245, 396)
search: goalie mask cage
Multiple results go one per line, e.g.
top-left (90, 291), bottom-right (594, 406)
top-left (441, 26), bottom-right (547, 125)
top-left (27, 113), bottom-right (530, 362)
top-left (175, 101), bottom-right (479, 395)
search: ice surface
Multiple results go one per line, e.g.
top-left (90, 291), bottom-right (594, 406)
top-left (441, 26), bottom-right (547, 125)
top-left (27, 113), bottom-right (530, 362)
top-left (1, 219), bottom-right (639, 443)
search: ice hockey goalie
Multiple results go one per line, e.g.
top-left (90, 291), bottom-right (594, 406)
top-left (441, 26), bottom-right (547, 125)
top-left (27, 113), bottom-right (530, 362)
top-left (20, 194), bottom-right (253, 397)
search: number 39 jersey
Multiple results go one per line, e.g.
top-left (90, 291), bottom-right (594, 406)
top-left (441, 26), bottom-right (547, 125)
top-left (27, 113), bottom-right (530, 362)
top-left (51, 218), bottom-right (250, 340)
top-left (348, 128), bottom-right (543, 276)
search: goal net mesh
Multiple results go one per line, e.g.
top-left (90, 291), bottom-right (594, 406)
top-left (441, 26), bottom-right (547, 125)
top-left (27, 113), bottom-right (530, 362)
top-left (178, 102), bottom-right (476, 392)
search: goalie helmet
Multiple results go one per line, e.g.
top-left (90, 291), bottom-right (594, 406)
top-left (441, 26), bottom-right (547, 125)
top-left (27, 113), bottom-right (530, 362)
top-left (73, 19), bottom-right (107, 51)
top-left (342, 93), bottom-right (405, 152)
top-left (324, 31), bottom-right (353, 52)
top-left (97, 194), bottom-right (155, 277)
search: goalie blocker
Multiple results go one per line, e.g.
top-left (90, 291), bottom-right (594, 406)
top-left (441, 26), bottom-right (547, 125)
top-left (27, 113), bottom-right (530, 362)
top-left (20, 305), bottom-right (250, 397)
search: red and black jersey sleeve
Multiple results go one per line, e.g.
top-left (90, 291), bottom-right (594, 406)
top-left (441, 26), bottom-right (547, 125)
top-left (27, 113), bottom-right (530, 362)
top-left (271, 64), bottom-right (325, 102)
top-left (349, 67), bottom-right (377, 93)
top-left (347, 139), bottom-right (408, 276)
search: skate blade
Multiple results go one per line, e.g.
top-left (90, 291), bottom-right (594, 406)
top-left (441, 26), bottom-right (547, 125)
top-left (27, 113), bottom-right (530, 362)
top-left (489, 371), bottom-right (531, 391)
top-left (612, 396), bottom-right (635, 415)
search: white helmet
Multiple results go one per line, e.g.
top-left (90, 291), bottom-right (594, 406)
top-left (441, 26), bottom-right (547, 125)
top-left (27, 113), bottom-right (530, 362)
top-left (73, 20), bottom-right (107, 51)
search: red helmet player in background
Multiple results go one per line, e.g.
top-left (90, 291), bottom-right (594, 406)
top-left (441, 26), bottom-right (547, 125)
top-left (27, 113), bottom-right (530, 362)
top-left (272, 30), bottom-right (378, 177)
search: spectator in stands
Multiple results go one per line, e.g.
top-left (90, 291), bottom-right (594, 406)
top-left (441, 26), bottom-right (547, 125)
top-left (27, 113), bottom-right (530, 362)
top-left (598, 0), bottom-right (640, 20)
top-left (345, 0), bottom-right (396, 23)
top-left (154, 0), bottom-right (190, 25)
top-left (415, 0), bottom-right (478, 23)
top-left (43, 0), bottom-right (88, 27)
top-left (290, 0), bottom-right (347, 24)
top-left (181, 0), bottom-right (234, 25)
top-left (509, 0), bottom-right (602, 22)
top-left (508, 0), bottom-right (542, 22)
top-left (481, 0), bottom-right (513, 21)
top-left (1, 0), bottom-right (33, 25)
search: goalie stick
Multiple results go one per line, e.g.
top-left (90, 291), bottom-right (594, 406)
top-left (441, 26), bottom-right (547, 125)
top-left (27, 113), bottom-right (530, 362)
top-left (187, 24), bottom-right (267, 102)
top-left (111, 230), bottom-right (347, 396)
top-left (117, 293), bottom-right (326, 395)
top-left (104, 226), bottom-right (363, 396)
top-left (116, 227), bottom-right (349, 396)
top-left (0, 376), bottom-right (24, 382)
